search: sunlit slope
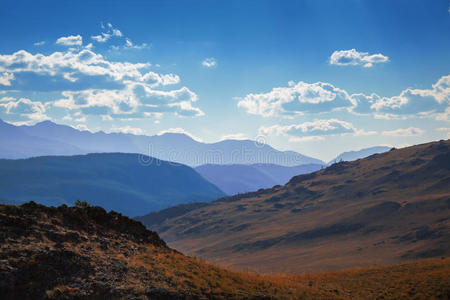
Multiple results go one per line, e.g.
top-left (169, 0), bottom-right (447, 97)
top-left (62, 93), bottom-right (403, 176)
top-left (1, 202), bottom-right (449, 299)
top-left (139, 139), bottom-right (450, 273)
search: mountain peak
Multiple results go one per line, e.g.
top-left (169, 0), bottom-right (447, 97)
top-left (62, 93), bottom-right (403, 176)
top-left (34, 120), bottom-right (64, 128)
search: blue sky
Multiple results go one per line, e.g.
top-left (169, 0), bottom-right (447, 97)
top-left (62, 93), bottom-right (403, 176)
top-left (0, 0), bottom-right (449, 160)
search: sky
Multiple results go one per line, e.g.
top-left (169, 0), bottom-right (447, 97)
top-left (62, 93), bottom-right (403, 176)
top-left (0, 0), bottom-right (449, 161)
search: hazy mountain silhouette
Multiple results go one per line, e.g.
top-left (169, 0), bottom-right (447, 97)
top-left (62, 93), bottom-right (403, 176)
top-left (0, 153), bottom-right (225, 216)
top-left (328, 146), bottom-right (390, 165)
top-left (195, 163), bottom-right (323, 195)
top-left (0, 119), bottom-right (324, 166)
top-left (0, 119), bottom-right (84, 158)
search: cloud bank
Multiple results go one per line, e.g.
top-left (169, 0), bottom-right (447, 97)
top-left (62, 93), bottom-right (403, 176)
top-left (237, 75), bottom-right (450, 120)
top-left (258, 119), bottom-right (375, 142)
top-left (0, 45), bottom-right (204, 124)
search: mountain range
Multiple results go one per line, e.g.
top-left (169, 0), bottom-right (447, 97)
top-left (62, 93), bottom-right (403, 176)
top-left (0, 153), bottom-right (225, 216)
top-left (0, 119), bottom-right (324, 166)
top-left (137, 139), bottom-right (450, 273)
top-left (195, 163), bottom-right (323, 195)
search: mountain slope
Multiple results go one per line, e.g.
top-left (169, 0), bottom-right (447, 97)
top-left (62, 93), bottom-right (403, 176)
top-left (195, 163), bottom-right (323, 195)
top-left (19, 120), bottom-right (142, 153)
top-left (1, 202), bottom-right (449, 299)
top-left (0, 153), bottom-right (225, 216)
top-left (0, 119), bottom-right (84, 158)
top-left (0, 119), bottom-right (324, 166)
top-left (328, 146), bottom-right (390, 164)
top-left (137, 139), bottom-right (450, 273)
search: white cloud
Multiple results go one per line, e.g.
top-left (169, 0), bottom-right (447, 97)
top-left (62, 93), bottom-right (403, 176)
top-left (90, 23), bottom-right (148, 50)
top-left (124, 38), bottom-right (148, 49)
top-left (112, 29), bottom-right (122, 37)
top-left (0, 96), bottom-right (15, 102)
top-left (220, 133), bottom-right (249, 141)
top-left (237, 81), bottom-right (354, 117)
top-left (72, 124), bottom-right (91, 132)
top-left (330, 49), bottom-right (389, 67)
top-left (56, 35), bottom-right (83, 46)
top-left (0, 49), bottom-right (150, 83)
top-left (34, 41), bottom-right (46, 46)
top-left (92, 33), bottom-right (111, 43)
top-left (259, 119), bottom-right (357, 138)
top-left (142, 72), bottom-right (180, 87)
top-left (0, 46), bottom-right (203, 121)
top-left (168, 101), bottom-right (205, 117)
top-left (91, 23), bottom-right (122, 43)
top-left (382, 127), bottom-right (424, 137)
top-left (52, 83), bottom-right (203, 119)
top-left (158, 127), bottom-right (203, 142)
top-left (353, 129), bottom-right (378, 136)
top-left (237, 74), bottom-right (450, 119)
top-left (258, 119), bottom-right (378, 143)
top-left (0, 97), bottom-right (49, 124)
top-left (363, 75), bottom-right (450, 118)
top-left (202, 58), bottom-right (217, 68)
top-left (288, 136), bottom-right (325, 142)
top-left (0, 72), bottom-right (14, 86)
top-left (74, 116), bottom-right (87, 122)
top-left (110, 125), bottom-right (144, 135)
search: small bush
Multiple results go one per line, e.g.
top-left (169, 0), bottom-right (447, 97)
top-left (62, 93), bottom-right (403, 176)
top-left (75, 200), bottom-right (91, 208)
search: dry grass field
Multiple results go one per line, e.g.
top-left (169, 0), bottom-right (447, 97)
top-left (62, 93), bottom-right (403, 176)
top-left (1, 201), bottom-right (449, 299)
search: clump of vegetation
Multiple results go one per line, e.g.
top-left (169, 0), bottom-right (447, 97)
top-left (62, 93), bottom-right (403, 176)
top-left (75, 199), bottom-right (91, 208)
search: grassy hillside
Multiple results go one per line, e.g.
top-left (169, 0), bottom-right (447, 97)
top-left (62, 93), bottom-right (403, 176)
top-left (0, 153), bottom-right (225, 216)
top-left (139, 139), bottom-right (450, 273)
top-left (1, 202), bottom-right (448, 299)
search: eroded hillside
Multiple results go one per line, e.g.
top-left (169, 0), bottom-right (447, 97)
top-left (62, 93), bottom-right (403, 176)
top-left (138, 140), bottom-right (450, 273)
top-left (1, 202), bottom-right (449, 299)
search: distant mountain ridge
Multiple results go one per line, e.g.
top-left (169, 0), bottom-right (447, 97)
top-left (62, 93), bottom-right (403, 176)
top-left (0, 153), bottom-right (225, 216)
top-left (195, 163), bottom-right (323, 195)
top-left (328, 146), bottom-right (390, 165)
top-left (0, 120), bottom-right (84, 158)
top-left (0, 119), bottom-right (324, 166)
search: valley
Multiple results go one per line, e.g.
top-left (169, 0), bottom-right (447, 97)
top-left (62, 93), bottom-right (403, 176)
top-left (0, 153), bottom-right (225, 216)
top-left (1, 2), bottom-right (449, 298)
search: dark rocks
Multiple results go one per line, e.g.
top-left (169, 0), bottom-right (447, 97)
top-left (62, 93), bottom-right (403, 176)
top-left (0, 202), bottom-right (176, 299)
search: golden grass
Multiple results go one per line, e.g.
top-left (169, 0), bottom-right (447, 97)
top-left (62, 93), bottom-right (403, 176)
top-left (128, 243), bottom-right (450, 299)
